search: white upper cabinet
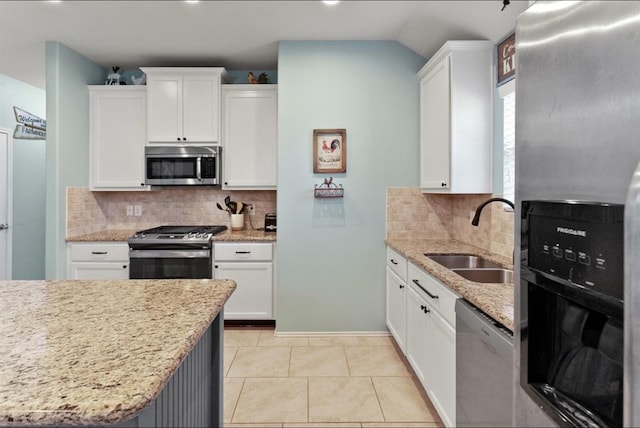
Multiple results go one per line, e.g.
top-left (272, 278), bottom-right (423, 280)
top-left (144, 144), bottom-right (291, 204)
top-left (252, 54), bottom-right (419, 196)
top-left (418, 41), bottom-right (493, 194)
top-left (221, 85), bottom-right (277, 189)
top-left (89, 86), bottom-right (148, 190)
top-left (142, 67), bottom-right (228, 145)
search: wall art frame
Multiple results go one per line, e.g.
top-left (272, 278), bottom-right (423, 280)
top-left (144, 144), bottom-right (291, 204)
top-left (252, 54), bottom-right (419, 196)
top-left (313, 128), bottom-right (346, 173)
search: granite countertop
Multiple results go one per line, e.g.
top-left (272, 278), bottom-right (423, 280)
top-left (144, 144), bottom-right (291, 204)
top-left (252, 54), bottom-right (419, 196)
top-left (0, 279), bottom-right (236, 426)
top-left (385, 238), bottom-right (514, 331)
top-left (212, 229), bottom-right (276, 242)
top-left (66, 228), bottom-right (276, 242)
top-left (65, 229), bottom-right (138, 242)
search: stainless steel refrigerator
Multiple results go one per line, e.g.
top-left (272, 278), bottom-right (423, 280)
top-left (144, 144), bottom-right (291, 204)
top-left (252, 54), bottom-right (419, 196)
top-left (514, 1), bottom-right (640, 426)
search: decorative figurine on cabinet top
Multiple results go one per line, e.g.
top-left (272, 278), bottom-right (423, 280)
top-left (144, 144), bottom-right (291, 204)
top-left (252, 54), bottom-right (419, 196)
top-left (105, 66), bottom-right (123, 85)
top-left (247, 71), bottom-right (270, 84)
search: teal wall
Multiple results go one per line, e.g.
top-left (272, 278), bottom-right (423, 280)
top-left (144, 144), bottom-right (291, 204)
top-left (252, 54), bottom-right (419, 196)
top-left (276, 41), bottom-right (425, 332)
top-left (45, 42), bottom-right (105, 279)
top-left (0, 73), bottom-right (46, 279)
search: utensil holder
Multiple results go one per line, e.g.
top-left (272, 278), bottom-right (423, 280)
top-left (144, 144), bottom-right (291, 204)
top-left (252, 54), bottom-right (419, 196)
top-left (231, 213), bottom-right (245, 231)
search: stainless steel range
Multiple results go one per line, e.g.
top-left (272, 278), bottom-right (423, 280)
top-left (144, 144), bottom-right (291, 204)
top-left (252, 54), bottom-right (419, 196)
top-left (128, 225), bottom-right (227, 279)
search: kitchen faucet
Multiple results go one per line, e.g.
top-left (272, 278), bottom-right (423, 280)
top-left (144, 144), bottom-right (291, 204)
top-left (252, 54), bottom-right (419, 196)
top-left (471, 197), bottom-right (515, 226)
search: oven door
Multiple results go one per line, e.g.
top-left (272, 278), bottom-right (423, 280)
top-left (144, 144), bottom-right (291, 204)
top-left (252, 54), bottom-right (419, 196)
top-left (129, 249), bottom-right (212, 279)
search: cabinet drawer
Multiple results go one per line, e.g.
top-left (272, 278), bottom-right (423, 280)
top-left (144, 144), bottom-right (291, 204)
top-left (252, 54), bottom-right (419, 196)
top-left (214, 242), bottom-right (272, 261)
top-left (68, 242), bottom-right (129, 262)
top-left (408, 262), bottom-right (460, 327)
top-left (386, 247), bottom-right (407, 280)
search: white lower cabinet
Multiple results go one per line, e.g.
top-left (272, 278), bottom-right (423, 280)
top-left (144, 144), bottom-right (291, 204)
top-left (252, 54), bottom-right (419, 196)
top-left (406, 284), bottom-right (431, 387)
top-left (401, 262), bottom-right (459, 428)
top-left (386, 247), bottom-right (408, 352)
top-left (67, 242), bottom-right (129, 279)
top-left (213, 242), bottom-right (273, 320)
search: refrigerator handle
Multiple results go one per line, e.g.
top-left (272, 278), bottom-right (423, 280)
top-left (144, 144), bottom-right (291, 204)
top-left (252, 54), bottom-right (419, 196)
top-left (624, 161), bottom-right (640, 427)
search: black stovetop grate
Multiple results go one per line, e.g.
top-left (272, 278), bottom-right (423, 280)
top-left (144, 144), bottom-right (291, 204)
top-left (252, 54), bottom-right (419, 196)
top-left (137, 225), bottom-right (227, 235)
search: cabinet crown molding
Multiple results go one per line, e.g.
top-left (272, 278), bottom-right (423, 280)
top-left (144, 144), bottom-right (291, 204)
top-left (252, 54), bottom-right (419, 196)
top-left (418, 40), bottom-right (493, 79)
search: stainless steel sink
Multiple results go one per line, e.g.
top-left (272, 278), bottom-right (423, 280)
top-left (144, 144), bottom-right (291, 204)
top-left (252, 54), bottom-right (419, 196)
top-left (426, 253), bottom-right (503, 269)
top-left (451, 268), bottom-right (514, 284)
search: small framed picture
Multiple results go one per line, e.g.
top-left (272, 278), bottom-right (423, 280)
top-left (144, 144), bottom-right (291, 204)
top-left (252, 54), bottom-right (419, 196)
top-left (313, 129), bottom-right (346, 173)
top-left (497, 32), bottom-right (516, 86)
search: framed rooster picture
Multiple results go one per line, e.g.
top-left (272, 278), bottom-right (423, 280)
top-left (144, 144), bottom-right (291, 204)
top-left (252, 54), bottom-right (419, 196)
top-left (313, 129), bottom-right (347, 173)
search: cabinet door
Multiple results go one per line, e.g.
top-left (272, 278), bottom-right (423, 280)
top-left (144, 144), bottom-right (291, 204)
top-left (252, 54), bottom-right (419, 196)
top-left (222, 87), bottom-right (277, 188)
top-left (69, 262), bottom-right (129, 280)
top-left (386, 267), bottom-right (406, 353)
top-left (146, 74), bottom-right (182, 143)
top-left (406, 284), bottom-right (431, 390)
top-left (420, 55), bottom-right (451, 191)
top-left (90, 88), bottom-right (147, 190)
top-left (183, 75), bottom-right (221, 142)
top-left (429, 310), bottom-right (456, 428)
top-left (215, 262), bottom-right (273, 320)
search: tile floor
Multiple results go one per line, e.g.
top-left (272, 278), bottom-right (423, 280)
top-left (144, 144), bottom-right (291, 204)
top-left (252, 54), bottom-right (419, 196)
top-left (223, 327), bottom-right (444, 428)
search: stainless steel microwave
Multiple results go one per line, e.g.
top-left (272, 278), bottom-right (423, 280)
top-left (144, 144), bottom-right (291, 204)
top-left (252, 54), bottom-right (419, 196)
top-left (145, 146), bottom-right (221, 186)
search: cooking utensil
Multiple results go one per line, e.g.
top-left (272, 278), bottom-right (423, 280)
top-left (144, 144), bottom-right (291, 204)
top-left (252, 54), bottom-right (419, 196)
top-left (237, 202), bottom-right (244, 215)
top-left (228, 201), bottom-right (238, 214)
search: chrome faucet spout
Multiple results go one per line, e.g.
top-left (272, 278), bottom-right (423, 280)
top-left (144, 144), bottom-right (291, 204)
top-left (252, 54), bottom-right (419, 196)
top-left (471, 197), bottom-right (515, 226)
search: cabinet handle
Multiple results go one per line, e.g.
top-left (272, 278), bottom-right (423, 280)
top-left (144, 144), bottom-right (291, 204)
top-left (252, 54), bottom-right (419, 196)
top-left (91, 251), bottom-right (108, 255)
top-left (177, 137), bottom-right (181, 141)
top-left (399, 284), bottom-right (405, 289)
top-left (235, 251), bottom-right (251, 254)
top-left (183, 137), bottom-right (187, 141)
top-left (420, 304), bottom-right (430, 314)
top-left (214, 265), bottom-right (218, 268)
top-left (140, 183), bottom-right (145, 187)
top-left (441, 182), bottom-right (447, 187)
top-left (122, 265), bottom-right (127, 269)
top-left (412, 279), bottom-right (439, 299)
top-left (390, 259), bottom-right (398, 265)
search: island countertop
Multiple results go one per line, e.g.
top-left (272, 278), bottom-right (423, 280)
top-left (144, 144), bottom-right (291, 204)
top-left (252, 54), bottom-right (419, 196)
top-left (0, 279), bottom-right (236, 426)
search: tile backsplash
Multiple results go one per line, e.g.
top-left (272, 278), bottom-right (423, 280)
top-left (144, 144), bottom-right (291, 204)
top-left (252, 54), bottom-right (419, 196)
top-left (67, 187), bottom-right (277, 237)
top-left (386, 188), bottom-right (514, 260)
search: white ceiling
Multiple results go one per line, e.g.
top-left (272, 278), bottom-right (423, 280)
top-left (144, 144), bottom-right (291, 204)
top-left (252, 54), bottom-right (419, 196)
top-left (0, 0), bottom-right (529, 89)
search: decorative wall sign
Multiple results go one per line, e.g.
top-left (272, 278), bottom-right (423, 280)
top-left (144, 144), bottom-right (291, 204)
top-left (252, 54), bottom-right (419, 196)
top-left (313, 128), bottom-right (346, 173)
top-left (497, 32), bottom-right (516, 86)
top-left (314, 177), bottom-right (344, 198)
top-left (13, 106), bottom-right (46, 140)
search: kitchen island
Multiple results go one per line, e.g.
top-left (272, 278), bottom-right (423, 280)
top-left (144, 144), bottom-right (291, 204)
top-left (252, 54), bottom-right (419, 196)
top-left (0, 279), bottom-right (236, 427)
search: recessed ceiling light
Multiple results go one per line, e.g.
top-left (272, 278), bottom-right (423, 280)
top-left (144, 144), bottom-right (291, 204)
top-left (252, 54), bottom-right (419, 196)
top-left (323, 1), bottom-right (340, 5)
top-left (185, 0), bottom-right (200, 3)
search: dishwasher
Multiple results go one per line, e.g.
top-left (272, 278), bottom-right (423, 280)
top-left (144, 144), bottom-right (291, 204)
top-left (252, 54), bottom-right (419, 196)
top-left (456, 299), bottom-right (514, 427)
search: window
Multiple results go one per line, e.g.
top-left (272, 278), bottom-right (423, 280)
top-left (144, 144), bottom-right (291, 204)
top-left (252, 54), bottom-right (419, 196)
top-left (502, 91), bottom-right (515, 202)
top-left (498, 78), bottom-right (515, 204)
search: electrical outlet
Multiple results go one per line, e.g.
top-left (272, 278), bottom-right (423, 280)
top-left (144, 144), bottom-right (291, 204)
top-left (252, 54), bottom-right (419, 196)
top-left (134, 204), bottom-right (142, 217)
top-left (126, 205), bottom-right (134, 216)
top-left (249, 205), bottom-right (255, 216)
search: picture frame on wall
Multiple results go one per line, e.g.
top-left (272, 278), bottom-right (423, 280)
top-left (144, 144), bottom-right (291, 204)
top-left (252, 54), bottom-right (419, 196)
top-left (497, 32), bottom-right (516, 86)
top-left (313, 129), bottom-right (346, 173)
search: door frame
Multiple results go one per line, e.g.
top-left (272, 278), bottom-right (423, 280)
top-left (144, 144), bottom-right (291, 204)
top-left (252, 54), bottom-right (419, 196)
top-left (1, 128), bottom-right (12, 280)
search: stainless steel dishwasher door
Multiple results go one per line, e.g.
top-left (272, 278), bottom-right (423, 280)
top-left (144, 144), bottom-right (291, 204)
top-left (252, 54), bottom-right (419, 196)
top-left (456, 299), bottom-right (514, 427)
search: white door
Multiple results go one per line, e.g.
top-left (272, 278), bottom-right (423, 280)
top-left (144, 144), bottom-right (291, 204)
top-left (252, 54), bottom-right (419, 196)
top-left (0, 129), bottom-right (11, 280)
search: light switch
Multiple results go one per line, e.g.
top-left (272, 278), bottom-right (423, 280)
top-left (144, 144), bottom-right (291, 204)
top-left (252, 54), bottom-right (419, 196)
top-left (126, 205), bottom-right (134, 216)
top-left (134, 204), bottom-right (142, 216)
